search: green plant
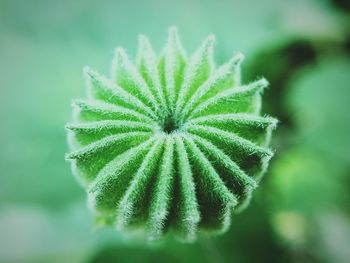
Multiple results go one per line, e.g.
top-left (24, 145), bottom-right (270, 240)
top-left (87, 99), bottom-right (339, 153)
top-left (66, 27), bottom-right (277, 242)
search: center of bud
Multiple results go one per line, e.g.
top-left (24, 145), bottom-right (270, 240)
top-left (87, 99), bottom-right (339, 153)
top-left (162, 114), bottom-right (181, 134)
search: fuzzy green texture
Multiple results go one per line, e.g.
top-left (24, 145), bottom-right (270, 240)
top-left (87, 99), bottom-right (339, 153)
top-left (66, 27), bottom-right (277, 242)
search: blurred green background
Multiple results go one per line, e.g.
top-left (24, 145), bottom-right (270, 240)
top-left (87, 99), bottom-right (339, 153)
top-left (0, 0), bottom-right (349, 262)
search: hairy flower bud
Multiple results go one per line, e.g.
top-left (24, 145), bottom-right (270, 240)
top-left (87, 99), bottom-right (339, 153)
top-left (66, 27), bottom-right (277, 242)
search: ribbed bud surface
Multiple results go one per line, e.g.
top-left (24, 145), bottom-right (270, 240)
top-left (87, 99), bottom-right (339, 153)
top-left (66, 27), bottom-right (277, 242)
